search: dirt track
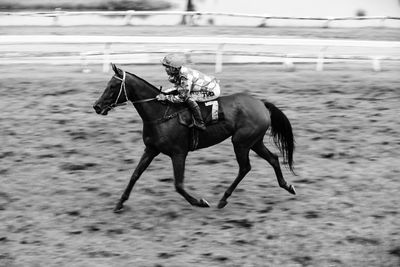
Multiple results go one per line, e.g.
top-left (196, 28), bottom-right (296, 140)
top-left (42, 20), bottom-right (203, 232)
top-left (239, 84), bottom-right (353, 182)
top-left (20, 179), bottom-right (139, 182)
top-left (1, 27), bottom-right (400, 267)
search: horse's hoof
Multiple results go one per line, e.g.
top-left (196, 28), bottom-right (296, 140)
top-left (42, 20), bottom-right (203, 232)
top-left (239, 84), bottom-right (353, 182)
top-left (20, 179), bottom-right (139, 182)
top-left (217, 200), bottom-right (228, 209)
top-left (288, 184), bottom-right (296, 195)
top-left (199, 198), bottom-right (210, 208)
top-left (113, 203), bottom-right (124, 213)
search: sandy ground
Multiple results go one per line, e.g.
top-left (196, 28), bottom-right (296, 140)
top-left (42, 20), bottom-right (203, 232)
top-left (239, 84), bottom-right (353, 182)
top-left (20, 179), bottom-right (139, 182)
top-left (1, 27), bottom-right (400, 266)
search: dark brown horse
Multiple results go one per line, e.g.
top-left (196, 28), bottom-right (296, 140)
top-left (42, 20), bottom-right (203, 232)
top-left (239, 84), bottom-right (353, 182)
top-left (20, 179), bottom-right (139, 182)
top-left (93, 64), bottom-right (296, 212)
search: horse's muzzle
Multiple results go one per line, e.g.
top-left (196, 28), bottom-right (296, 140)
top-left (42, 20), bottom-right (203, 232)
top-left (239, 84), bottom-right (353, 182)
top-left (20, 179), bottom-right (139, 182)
top-left (93, 104), bottom-right (109, 115)
top-left (93, 104), bottom-right (102, 114)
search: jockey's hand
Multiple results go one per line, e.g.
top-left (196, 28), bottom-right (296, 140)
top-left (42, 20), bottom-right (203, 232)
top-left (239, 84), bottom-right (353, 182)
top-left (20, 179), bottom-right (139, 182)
top-left (156, 94), bottom-right (167, 101)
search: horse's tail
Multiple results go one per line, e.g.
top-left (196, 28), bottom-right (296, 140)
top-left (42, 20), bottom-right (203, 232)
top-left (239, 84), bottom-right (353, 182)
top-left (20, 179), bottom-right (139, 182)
top-left (264, 101), bottom-right (296, 174)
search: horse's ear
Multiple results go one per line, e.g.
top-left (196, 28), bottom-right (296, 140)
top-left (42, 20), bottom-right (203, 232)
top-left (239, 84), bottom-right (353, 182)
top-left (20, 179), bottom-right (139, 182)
top-left (111, 63), bottom-right (121, 76)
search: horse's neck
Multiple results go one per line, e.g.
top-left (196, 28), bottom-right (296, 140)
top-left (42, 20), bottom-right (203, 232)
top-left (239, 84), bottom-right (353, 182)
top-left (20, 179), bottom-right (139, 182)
top-left (125, 74), bottom-right (167, 122)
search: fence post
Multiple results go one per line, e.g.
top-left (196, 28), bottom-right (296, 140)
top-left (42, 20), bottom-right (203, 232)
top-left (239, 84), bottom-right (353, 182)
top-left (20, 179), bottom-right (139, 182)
top-left (123, 10), bottom-right (134, 25)
top-left (316, 55), bottom-right (324, 71)
top-left (283, 55), bottom-right (295, 71)
top-left (80, 52), bottom-right (91, 73)
top-left (372, 57), bottom-right (382, 71)
top-left (103, 43), bottom-right (111, 72)
top-left (379, 17), bottom-right (387, 28)
top-left (316, 47), bottom-right (327, 71)
top-left (52, 8), bottom-right (62, 26)
top-left (323, 18), bottom-right (332, 28)
top-left (184, 50), bottom-right (192, 64)
top-left (215, 43), bottom-right (224, 73)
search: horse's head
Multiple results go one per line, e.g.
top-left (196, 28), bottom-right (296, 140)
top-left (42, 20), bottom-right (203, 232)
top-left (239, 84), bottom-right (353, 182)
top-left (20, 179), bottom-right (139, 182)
top-left (93, 64), bottom-right (128, 115)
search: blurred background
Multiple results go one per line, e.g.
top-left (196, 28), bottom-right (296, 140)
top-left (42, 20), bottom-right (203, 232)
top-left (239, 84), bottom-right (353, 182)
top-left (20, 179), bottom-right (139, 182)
top-left (2, 0), bottom-right (400, 16)
top-left (1, 1), bottom-right (400, 267)
top-left (1, 0), bottom-right (400, 26)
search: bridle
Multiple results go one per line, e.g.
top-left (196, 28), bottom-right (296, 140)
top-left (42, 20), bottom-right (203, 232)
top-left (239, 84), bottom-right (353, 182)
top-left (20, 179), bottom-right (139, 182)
top-left (112, 70), bottom-right (128, 107)
top-left (111, 70), bottom-right (157, 108)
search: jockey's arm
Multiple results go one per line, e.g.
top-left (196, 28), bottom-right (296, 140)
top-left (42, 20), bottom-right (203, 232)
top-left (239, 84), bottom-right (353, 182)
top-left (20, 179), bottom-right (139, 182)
top-left (163, 76), bottom-right (192, 103)
top-left (164, 94), bottom-right (185, 103)
top-left (161, 87), bottom-right (178, 94)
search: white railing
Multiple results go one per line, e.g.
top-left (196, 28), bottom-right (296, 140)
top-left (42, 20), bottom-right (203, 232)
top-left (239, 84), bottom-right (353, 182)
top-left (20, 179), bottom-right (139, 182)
top-left (1, 11), bottom-right (400, 27)
top-left (3, 35), bottom-right (400, 47)
top-left (1, 35), bottom-right (400, 72)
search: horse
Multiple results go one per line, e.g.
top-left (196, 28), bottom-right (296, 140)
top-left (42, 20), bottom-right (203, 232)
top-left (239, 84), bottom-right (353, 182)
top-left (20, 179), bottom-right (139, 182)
top-left (93, 64), bottom-right (296, 212)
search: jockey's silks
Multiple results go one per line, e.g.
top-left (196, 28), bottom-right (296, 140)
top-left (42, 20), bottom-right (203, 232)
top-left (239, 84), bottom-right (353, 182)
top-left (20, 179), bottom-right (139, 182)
top-left (164, 66), bottom-right (220, 103)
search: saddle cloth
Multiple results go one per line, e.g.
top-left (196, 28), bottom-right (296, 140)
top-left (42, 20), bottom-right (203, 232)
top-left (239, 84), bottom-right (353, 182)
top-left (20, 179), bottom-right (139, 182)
top-left (178, 99), bottom-right (224, 127)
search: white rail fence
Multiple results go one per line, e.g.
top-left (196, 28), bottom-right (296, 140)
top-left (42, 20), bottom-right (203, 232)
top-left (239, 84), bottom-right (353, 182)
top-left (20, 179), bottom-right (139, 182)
top-left (1, 35), bottom-right (400, 72)
top-left (1, 11), bottom-right (400, 27)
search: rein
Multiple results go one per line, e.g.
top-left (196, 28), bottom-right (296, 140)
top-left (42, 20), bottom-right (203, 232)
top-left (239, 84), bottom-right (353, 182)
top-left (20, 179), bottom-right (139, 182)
top-left (131, 98), bottom-right (157, 104)
top-left (113, 70), bottom-right (189, 125)
top-left (107, 69), bottom-right (188, 126)
top-left (113, 70), bottom-right (157, 106)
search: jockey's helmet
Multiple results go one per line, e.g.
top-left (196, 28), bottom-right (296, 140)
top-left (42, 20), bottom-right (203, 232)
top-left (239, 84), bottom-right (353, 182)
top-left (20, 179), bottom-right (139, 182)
top-left (161, 53), bottom-right (186, 69)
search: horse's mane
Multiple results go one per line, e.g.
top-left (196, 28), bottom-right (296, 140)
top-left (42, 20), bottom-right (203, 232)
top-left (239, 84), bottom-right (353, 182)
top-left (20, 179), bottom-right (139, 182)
top-left (124, 69), bottom-right (185, 109)
top-left (126, 71), bottom-right (160, 94)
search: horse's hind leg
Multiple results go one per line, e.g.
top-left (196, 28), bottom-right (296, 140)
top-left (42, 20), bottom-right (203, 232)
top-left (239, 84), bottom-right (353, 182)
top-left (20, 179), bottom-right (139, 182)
top-left (251, 140), bottom-right (296, 195)
top-left (217, 144), bottom-right (251, 209)
top-left (171, 153), bottom-right (210, 208)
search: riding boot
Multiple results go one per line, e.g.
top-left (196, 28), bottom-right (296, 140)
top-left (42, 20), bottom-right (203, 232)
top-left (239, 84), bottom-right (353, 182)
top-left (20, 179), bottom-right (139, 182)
top-left (186, 98), bottom-right (206, 131)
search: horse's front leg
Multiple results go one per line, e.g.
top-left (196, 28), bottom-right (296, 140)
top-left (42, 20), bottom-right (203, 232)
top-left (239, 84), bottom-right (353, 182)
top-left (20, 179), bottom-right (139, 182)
top-left (171, 153), bottom-right (210, 208)
top-left (114, 146), bottom-right (160, 213)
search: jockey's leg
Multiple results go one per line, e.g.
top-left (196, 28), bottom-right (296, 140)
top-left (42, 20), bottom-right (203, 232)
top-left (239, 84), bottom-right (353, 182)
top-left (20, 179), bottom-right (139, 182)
top-left (186, 97), bottom-right (206, 131)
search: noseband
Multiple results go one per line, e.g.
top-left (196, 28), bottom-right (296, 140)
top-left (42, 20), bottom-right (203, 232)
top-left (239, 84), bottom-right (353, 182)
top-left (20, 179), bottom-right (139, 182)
top-left (112, 70), bottom-right (157, 107)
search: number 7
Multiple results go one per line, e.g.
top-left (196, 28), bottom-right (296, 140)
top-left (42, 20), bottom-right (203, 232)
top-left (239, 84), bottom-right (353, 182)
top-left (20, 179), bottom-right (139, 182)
top-left (205, 100), bottom-right (218, 121)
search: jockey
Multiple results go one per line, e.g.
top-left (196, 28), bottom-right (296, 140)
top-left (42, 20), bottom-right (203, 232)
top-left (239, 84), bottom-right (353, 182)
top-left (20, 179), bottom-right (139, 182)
top-left (156, 53), bottom-right (220, 130)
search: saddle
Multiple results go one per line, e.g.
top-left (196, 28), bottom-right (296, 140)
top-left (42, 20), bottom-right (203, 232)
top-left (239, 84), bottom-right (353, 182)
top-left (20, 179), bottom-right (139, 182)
top-left (178, 99), bottom-right (225, 151)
